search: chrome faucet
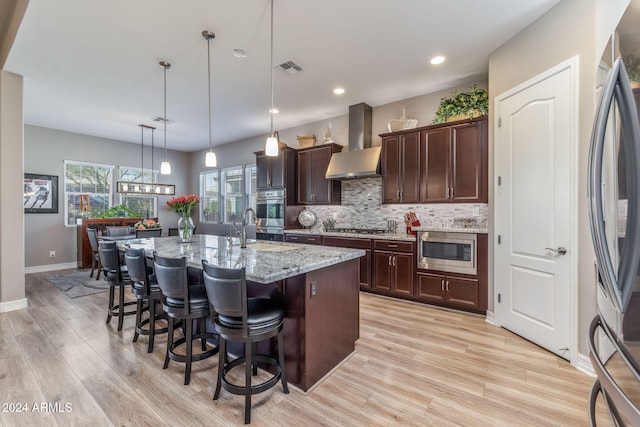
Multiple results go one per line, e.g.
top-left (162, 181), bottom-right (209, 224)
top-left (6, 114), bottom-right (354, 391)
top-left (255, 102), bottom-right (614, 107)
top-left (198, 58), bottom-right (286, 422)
top-left (233, 207), bottom-right (257, 248)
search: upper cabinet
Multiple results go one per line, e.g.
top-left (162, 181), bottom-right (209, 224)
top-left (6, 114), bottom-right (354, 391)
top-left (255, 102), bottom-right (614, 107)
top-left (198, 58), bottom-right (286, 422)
top-left (381, 132), bottom-right (421, 203)
top-left (297, 144), bottom-right (342, 205)
top-left (255, 147), bottom-right (297, 203)
top-left (381, 117), bottom-right (487, 204)
top-left (421, 118), bottom-right (487, 203)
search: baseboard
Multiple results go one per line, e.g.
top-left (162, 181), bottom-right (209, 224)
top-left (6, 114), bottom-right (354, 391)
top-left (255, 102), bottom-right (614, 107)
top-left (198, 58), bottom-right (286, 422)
top-left (485, 310), bottom-right (495, 325)
top-left (576, 352), bottom-right (595, 377)
top-left (25, 262), bottom-right (78, 274)
top-left (0, 297), bottom-right (28, 313)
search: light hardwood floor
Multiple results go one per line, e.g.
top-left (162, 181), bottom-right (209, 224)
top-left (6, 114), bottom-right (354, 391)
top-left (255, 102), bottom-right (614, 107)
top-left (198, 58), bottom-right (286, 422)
top-left (0, 269), bottom-right (609, 426)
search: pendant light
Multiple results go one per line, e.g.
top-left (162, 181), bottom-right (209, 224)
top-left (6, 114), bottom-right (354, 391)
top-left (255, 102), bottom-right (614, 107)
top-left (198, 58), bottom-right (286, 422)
top-left (160, 61), bottom-right (172, 175)
top-left (265, 0), bottom-right (279, 156)
top-left (203, 30), bottom-right (217, 167)
top-left (116, 124), bottom-right (175, 195)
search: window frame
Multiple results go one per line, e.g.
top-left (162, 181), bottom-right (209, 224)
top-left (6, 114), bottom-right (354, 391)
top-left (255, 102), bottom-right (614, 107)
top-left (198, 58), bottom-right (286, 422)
top-left (117, 165), bottom-right (159, 218)
top-left (199, 163), bottom-right (256, 224)
top-left (63, 160), bottom-right (115, 227)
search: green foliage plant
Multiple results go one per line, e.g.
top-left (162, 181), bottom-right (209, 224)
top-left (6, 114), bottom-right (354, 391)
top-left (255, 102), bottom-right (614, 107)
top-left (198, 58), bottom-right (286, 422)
top-left (432, 85), bottom-right (488, 124)
top-left (98, 204), bottom-right (141, 218)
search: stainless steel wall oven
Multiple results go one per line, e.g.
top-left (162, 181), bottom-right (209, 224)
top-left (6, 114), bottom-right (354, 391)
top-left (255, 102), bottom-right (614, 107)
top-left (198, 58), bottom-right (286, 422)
top-left (417, 231), bottom-right (477, 275)
top-left (255, 190), bottom-right (285, 240)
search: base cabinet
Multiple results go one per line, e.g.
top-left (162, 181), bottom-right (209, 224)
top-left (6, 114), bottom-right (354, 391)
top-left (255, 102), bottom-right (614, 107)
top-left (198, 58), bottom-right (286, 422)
top-left (284, 233), bottom-right (322, 245)
top-left (372, 240), bottom-right (414, 297)
top-left (416, 272), bottom-right (479, 310)
top-left (322, 236), bottom-right (372, 288)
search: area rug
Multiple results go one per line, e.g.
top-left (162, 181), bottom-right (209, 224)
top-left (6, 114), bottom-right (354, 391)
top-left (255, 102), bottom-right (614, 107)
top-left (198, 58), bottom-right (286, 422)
top-left (46, 270), bottom-right (110, 298)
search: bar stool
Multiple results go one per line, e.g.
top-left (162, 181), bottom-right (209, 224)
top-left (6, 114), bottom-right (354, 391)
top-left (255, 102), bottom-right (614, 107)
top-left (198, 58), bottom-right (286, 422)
top-left (135, 228), bottom-right (162, 238)
top-left (124, 247), bottom-right (168, 353)
top-left (202, 260), bottom-right (289, 424)
top-left (154, 253), bottom-right (218, 385)
top-left (98, 241), bottom-right (137, 331)
top-left (87, 227), bottom-right (102, 280)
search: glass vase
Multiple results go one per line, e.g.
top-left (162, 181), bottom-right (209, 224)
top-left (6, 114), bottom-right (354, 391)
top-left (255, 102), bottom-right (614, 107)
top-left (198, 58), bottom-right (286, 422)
top-left (177, 215), bottom-right (195, 243)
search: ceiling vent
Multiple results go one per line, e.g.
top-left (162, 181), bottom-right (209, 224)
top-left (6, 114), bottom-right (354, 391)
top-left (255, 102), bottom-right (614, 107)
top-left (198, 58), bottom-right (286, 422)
top-left (151, 116), bottom-right (174, 125)
top-left (277, 60), bottom-right (303, 74)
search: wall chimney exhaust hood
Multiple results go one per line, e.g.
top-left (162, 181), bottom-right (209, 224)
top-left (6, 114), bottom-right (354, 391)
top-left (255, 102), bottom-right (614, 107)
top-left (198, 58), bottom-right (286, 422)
top-left (325, 103), bottom-right (381, 180)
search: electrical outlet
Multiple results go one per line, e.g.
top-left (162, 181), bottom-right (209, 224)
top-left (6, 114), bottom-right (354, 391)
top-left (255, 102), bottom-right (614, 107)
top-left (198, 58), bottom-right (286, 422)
top-left (49, 250), bottom-right (55, 258)
top-left (310, 282), bottom-right (318, 297)
top-left (472, 207), bottom-right (480, 217)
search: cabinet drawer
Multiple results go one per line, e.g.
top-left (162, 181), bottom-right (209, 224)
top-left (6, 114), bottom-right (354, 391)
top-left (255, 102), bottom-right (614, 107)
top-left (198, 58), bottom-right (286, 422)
top-left (285, 234), bottom-right (322, 245)
top-left (373, 240), bottom-right (414, 252)
top-left (323, 236), bottom-right (371, 250)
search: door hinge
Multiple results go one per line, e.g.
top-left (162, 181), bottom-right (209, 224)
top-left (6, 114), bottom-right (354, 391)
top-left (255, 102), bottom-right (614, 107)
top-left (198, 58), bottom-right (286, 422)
top-left (498, 117), bottom-right (502, 127)
top-left (498, 293), bottom-right (501, 303)
top-left (498, 235), bottom-right (501, 244)
top-left (498, 176), bottom-right (501, 186)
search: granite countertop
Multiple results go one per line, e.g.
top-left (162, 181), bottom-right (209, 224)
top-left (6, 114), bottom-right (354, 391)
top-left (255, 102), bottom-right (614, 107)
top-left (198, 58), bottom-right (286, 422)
top-left (119, 234), bottom-right (365, 284)
top-left (284, 228), bottom-right (416, 242)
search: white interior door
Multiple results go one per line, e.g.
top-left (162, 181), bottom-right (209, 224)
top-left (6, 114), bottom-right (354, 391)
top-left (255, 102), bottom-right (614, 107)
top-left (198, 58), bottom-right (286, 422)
top-left (495, 57), bottom-right (577, 360)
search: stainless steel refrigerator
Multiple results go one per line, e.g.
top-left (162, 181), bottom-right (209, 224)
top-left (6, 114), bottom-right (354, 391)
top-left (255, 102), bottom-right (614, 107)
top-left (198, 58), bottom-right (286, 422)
top-left (588, 38), bottom-right (640, 426)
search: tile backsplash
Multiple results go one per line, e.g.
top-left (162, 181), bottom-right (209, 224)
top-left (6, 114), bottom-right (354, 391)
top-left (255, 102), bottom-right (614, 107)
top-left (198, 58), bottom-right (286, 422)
top-left (297, 177), bottom-right (488, 231)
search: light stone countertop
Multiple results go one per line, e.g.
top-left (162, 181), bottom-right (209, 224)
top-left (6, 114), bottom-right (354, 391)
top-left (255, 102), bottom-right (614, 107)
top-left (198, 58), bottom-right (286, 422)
top-left (119, 234), bottom-right (365, 284)
top-left (284, 228), bottom-right (417, 242)
top-left (411, 225), bottom-right (488, 234)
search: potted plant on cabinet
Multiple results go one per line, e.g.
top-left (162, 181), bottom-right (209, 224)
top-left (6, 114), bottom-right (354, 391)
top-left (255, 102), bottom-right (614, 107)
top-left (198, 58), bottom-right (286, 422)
top-left (432, 85), bottom-right (488, 124)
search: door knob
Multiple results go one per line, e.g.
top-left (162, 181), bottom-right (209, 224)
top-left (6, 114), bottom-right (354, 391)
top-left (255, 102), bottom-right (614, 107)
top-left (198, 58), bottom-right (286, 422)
top-left (545, 247), bottom-right (567, 256)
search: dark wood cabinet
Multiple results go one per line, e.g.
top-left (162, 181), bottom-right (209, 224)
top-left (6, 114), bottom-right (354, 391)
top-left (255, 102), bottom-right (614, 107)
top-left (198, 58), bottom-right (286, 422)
top-left (297, 144), bottom-right (342, 205)
top-left (255, 147), bottom-right (297, 203)
top-left (323, 236), bottom-right (372, 288)
top-left (416, 272), bottom-right (479, 309)
top-left (372, 240), bottom-right (414, 296)
top-left (284, 233), bottom-right (322, 245)
top-left (421, 118), bottom-right (487, 203)
top-left (381, 131), bottom-right (421, 203)
top-left (76, 217), bottom-right (154, 268)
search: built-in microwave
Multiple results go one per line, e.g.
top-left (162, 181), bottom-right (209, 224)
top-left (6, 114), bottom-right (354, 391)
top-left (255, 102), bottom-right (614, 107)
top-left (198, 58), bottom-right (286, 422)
top-left (417, 231), bottom-right (477, 275)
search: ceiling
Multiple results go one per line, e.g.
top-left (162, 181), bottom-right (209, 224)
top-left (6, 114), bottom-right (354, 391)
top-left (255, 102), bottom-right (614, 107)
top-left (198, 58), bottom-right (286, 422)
top-left (4, 0), bottom-right (562, 152)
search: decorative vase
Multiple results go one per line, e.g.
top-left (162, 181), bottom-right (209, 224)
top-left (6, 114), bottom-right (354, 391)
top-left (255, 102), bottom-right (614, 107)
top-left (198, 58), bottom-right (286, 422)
top-left (177, 214), bottom-right (195, 243)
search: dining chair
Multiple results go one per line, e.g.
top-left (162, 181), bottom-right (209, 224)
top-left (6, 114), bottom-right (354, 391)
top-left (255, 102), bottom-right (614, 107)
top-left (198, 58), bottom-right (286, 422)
top-left (153, 253), bottom-right (218, 385)
top-left (135, 228), bottom-right (162, 238)
top-left (202, 260), bottom-right (288, 424)
top-left (167, 228), bottom-right (179, 237)
top-left (86, 227), bottom-right (102, 280)
top-left (105, 226), bottom-right (131, 236)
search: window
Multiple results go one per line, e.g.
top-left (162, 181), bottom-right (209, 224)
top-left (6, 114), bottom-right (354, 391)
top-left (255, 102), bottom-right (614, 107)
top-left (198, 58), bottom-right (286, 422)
top-left (200, 164), bottom-right (255, 224)
top-left (118, 166), bottom-right (158, 217)
top-left (64, 161), bottom-right (114, 226)
top-left (200, 170), bottom-right (220, 223)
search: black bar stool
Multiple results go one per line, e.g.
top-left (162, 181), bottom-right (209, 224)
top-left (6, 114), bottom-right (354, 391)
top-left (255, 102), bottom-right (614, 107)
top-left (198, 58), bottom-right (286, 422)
top-left (98, 241), bottom-right (137, 331)
top-left (202, 260), bottom-right (289, 424)
top-left (124, 247), bottom-right (169, 353)
top-left (154, 253), bottom-right (218, 385)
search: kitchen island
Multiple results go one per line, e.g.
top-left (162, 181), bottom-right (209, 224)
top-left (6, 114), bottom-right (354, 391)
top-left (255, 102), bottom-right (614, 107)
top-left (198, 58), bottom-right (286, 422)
top-left (121, 235), bottom-right (365, 391)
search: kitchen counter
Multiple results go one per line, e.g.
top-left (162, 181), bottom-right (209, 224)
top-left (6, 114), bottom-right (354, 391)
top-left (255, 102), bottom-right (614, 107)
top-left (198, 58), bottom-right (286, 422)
top-left (284, 228), bottom-right (416, 242)
top-left (119, 234), bottom-right (365, 284)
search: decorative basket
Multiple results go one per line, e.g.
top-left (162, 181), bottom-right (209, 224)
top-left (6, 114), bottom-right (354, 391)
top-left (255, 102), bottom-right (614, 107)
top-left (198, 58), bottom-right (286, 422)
top-left (297, 135), bottom-right (316, 148)
top-left (387, 106), bottom-right (418, 132)
top-left (445, 109), bottom-right (482, 123)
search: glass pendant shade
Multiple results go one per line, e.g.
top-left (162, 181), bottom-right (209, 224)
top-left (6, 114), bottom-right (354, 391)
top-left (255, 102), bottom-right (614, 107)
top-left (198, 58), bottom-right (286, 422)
top-left (265, 135), bottom-right (279, 156)
top-left (160, 160), bottom-right (171, 175)
top-left (205, 150), bottom-right (217, 167)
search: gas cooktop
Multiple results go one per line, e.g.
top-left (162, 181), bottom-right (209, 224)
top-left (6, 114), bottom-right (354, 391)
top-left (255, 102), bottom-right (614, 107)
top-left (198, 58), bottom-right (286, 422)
top-left (326, 227), bottom-right (388, 235)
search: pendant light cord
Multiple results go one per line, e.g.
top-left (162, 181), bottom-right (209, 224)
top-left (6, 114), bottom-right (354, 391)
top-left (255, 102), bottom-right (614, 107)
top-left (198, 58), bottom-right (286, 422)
top-left (163, 64), bottom-right (168, 161)
top-left (269, 0), bottom-right (274, 137)
top-left (207, 36), bottom-right (213, 152)
top-left (140, 124), bottom-right (144, 178)
top-left (151, 127), bottom-right (155, 183)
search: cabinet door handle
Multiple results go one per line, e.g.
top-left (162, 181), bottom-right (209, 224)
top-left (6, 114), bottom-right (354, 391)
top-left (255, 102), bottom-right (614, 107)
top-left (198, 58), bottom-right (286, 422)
top-left (400, 190), bottom-right (404, 199)
top-left (308, 238), bottom-right (316, 241)
top-left (450, 188), bottom-right (454, 199)
top-left (388, 255), bottom-right (392, 266)
top-left (441, 279), bottom-right (445, 291)
top-left (388, 244), bottom-right (398, 248)
top-left (396, 189), bottom-right (400, 199)
top-left (446, 280), bottom-right (449, 291)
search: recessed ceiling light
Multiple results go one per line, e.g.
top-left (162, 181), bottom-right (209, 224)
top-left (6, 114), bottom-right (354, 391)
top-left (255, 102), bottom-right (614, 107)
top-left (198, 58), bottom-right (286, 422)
top-left (430, 56), bottom-right (445, 65)
top-left (269, 108), bottom-right (279, 114)
top-left (333, 88), bottom-right (345, 95)
top-left (232, 48), bottom-right (247, 58)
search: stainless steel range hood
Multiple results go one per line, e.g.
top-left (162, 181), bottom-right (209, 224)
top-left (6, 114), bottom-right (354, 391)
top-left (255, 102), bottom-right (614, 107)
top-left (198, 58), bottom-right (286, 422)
top-left (325, 103), bottom-right (381, 180)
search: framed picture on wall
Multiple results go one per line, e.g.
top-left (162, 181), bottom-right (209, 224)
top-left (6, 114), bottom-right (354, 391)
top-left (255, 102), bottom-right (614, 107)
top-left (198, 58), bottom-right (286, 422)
top-left (24, 173), bottom-right (58, 214)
